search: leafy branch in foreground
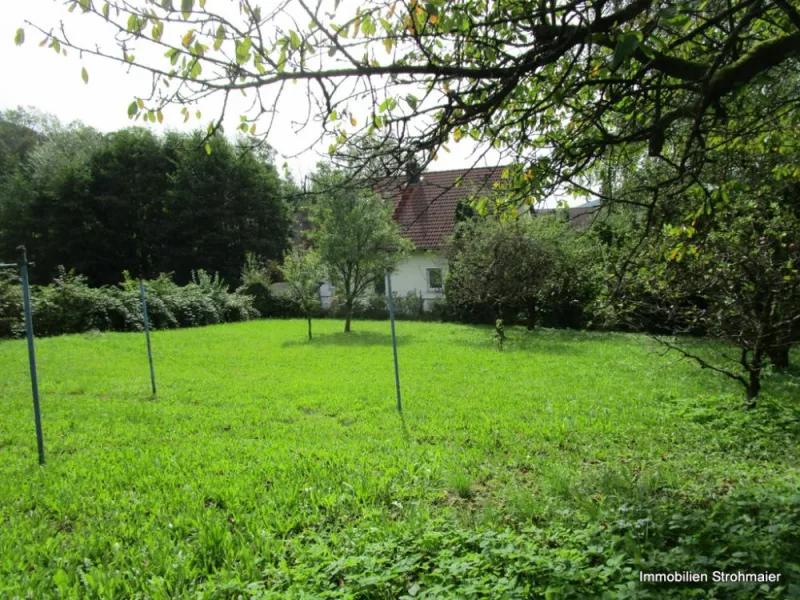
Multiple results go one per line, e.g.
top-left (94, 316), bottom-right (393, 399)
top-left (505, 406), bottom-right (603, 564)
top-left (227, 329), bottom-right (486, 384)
top-left (14, 1), bottom-right (800, 212)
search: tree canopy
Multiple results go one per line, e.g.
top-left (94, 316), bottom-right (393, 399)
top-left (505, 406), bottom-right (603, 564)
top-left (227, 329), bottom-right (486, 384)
top-left (0, 110), bottom-right (290, 285)
top-left (14, 1), bottom-right (800, 211)
top-left (605, 120), bottom-right (800, 401)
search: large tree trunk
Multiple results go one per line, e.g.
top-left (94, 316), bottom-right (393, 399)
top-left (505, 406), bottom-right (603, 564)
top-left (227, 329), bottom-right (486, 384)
top-left (307, 316), bottom-right (312, 340)
top-left (767, 342), bottom-right (791, 370)
top-left (526, 301), bottom-right (537, 331)
top-left (344, 300), bottom-right (352, 333)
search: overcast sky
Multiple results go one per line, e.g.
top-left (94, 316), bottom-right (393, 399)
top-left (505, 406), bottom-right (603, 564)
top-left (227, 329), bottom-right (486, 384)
top-left (2, 0), bottom-right (507, 184)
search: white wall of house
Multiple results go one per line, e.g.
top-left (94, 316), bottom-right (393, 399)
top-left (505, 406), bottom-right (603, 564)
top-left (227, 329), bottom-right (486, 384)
top-left (389, 251), bottom-right (448, 309)
top-left (318, 250), bottom-right (448, 310)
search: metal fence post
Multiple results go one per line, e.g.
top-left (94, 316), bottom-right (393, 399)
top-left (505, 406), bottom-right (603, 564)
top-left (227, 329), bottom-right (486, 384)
top-left (18, 247), bottom-right (45, 465)
top-left (139, 280), bottom-right (157, 395)
top-left (386, 270), bottom-right (402, 414)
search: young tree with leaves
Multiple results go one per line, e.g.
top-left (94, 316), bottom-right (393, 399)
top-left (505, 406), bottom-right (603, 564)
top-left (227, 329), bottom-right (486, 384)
top-left (304, 166), bottom-right (411, 333)
top-left (280, 249), bottom-right (325, 340)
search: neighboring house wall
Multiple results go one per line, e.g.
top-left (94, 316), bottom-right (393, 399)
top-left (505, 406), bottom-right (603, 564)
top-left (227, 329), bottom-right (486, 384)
top-left (388, 251), bottom-right (448, 309)
top-left (318, 250), bottom-right (448, 309)
top-left (318, 280), bottom-right (335, 308)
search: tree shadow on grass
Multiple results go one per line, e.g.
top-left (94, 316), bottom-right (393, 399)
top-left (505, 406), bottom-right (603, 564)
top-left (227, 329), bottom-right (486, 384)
top-left (282, 331), bottom-right (414, 348)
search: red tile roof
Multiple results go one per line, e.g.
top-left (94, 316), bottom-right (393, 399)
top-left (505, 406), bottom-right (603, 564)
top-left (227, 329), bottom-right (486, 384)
top-left (378, 167), bottom-right (504, 249)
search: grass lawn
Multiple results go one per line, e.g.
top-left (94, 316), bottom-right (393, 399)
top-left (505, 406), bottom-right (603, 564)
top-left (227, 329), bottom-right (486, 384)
top-left (1, 319), bottom-right (799, 598)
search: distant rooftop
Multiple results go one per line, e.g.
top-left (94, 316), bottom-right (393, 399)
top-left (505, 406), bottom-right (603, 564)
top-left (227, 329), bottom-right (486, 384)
top-left (378, 167), bottom-right (503, 249)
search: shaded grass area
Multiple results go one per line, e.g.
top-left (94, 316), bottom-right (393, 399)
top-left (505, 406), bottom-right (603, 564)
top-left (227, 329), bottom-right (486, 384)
top-left (0, 320), bottom-right (798, 598)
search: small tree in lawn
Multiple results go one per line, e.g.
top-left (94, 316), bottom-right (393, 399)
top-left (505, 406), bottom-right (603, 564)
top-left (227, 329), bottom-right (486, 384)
top-left (304, 166), bottom-right (411, 333)
top-left (281, 249), bottom-right (325, 340)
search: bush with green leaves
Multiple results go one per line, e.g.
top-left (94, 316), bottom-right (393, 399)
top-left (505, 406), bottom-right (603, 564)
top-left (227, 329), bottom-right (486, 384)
top-left (32, 267), bottom-right (124, 337)
top-left (0, 268), bottom-right (258, 339)
top-left (0, 269), bottom-right (23, 339)
top-left (392, 291), bottom-right (426, 321)
top-left (446, 214), bottom-right (600, 329)
top-left (237, 253), bottom-right (303, 319)
top-left (361, 294), bottom-right (390, 320)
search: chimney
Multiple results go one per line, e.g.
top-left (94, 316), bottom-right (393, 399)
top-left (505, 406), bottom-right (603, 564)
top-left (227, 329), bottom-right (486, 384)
top-left (407, 157), bottom-right (421, 184)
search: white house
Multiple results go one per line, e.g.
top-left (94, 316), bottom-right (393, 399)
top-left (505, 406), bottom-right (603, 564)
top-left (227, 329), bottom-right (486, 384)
top-left (318, 166), bottom-right (503, 309)
top-left (314, 166), bottom-right (599, 309)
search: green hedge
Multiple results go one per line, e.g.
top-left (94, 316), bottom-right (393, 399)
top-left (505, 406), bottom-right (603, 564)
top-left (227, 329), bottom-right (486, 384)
top-left (327, 291), bottom-right (453, 322)
top-left (0, 268), bottom-right (259, 339)
top-left (0, 267), bottom-right (463, 340)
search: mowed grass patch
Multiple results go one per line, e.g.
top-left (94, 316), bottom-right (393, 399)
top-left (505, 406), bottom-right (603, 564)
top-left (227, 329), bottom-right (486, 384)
top-left (1, 320), bottom-right (798, 598)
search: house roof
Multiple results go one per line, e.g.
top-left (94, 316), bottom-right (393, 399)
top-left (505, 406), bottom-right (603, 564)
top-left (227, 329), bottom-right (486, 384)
top-left (378, 167), bottom-right (504, 250)
top-left (295, 167), bottom-right (600, 249)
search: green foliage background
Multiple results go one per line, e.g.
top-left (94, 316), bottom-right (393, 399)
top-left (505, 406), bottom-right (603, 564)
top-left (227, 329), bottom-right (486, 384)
top-left (0, 109), bottom-right (291, 286)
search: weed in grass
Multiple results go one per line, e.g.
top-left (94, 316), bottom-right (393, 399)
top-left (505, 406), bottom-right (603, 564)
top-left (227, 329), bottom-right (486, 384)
top-left (447, 472), bottom-right (476, 500)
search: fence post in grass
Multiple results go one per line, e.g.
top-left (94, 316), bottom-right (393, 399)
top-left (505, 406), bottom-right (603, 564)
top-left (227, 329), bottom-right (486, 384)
top-left (139, 280), bottom-right (157, 396)
top-left (385, 270), bottom-right (403, 415)
top-left (18, 247), bottom-right (45, 465)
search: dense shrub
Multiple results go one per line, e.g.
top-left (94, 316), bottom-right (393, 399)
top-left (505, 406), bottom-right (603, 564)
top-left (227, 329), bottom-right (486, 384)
top-left (237, 254), bottom-right (302, 318)
top-left (326, 292), bottom-right (455, 322)
top-left (32, 268), bottom-right (123, 337)
top-left (0, 262), bottom-right (468, 338)
top-left (446, 215), bottom-right (601, 329)
top-left (428, 297), bottom-right (457, 322)
top-left (0, 268), bottom-right (258, 339)
top-left (361, 294), bottom-right (389, 320)
top-left (0, 270), bottom-right (23, 338)
top-left (392, 291), bottom-right (426, 320)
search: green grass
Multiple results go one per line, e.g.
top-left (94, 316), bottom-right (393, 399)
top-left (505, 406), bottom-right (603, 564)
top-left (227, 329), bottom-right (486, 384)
top-left (1, 319), bottom-right (799, 598)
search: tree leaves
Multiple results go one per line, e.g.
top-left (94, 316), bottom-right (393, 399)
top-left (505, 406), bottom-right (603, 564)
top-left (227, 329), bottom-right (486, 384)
top-left (127, 101), bottom-right (139, 118)
top-left (181, 0), bottom-right (193, 20)
top-left (189, 59), bottom-right (202, 79)
top-left (214, 24), bottom-right (225, 50)
top-left (165, 48), bottom-right (180, 66)
top-left (235, 37), bottom-right (252, 65)
top-left (127, 14), bottom-right (146, 34)
top-left (14, 28), bottom-right (24, 46)
top-left (81, 67), bottom-right (89, 84)
top-left (152, 21), bottom-right (164, 42)
top-left (611, 32), bottom-right (641, 71)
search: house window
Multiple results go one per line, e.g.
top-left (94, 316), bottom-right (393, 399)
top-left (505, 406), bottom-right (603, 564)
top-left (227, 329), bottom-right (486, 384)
top-left (427, 268), bottom-right (443, 290)
top-left (374, 277), bottom-right (386, 295)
